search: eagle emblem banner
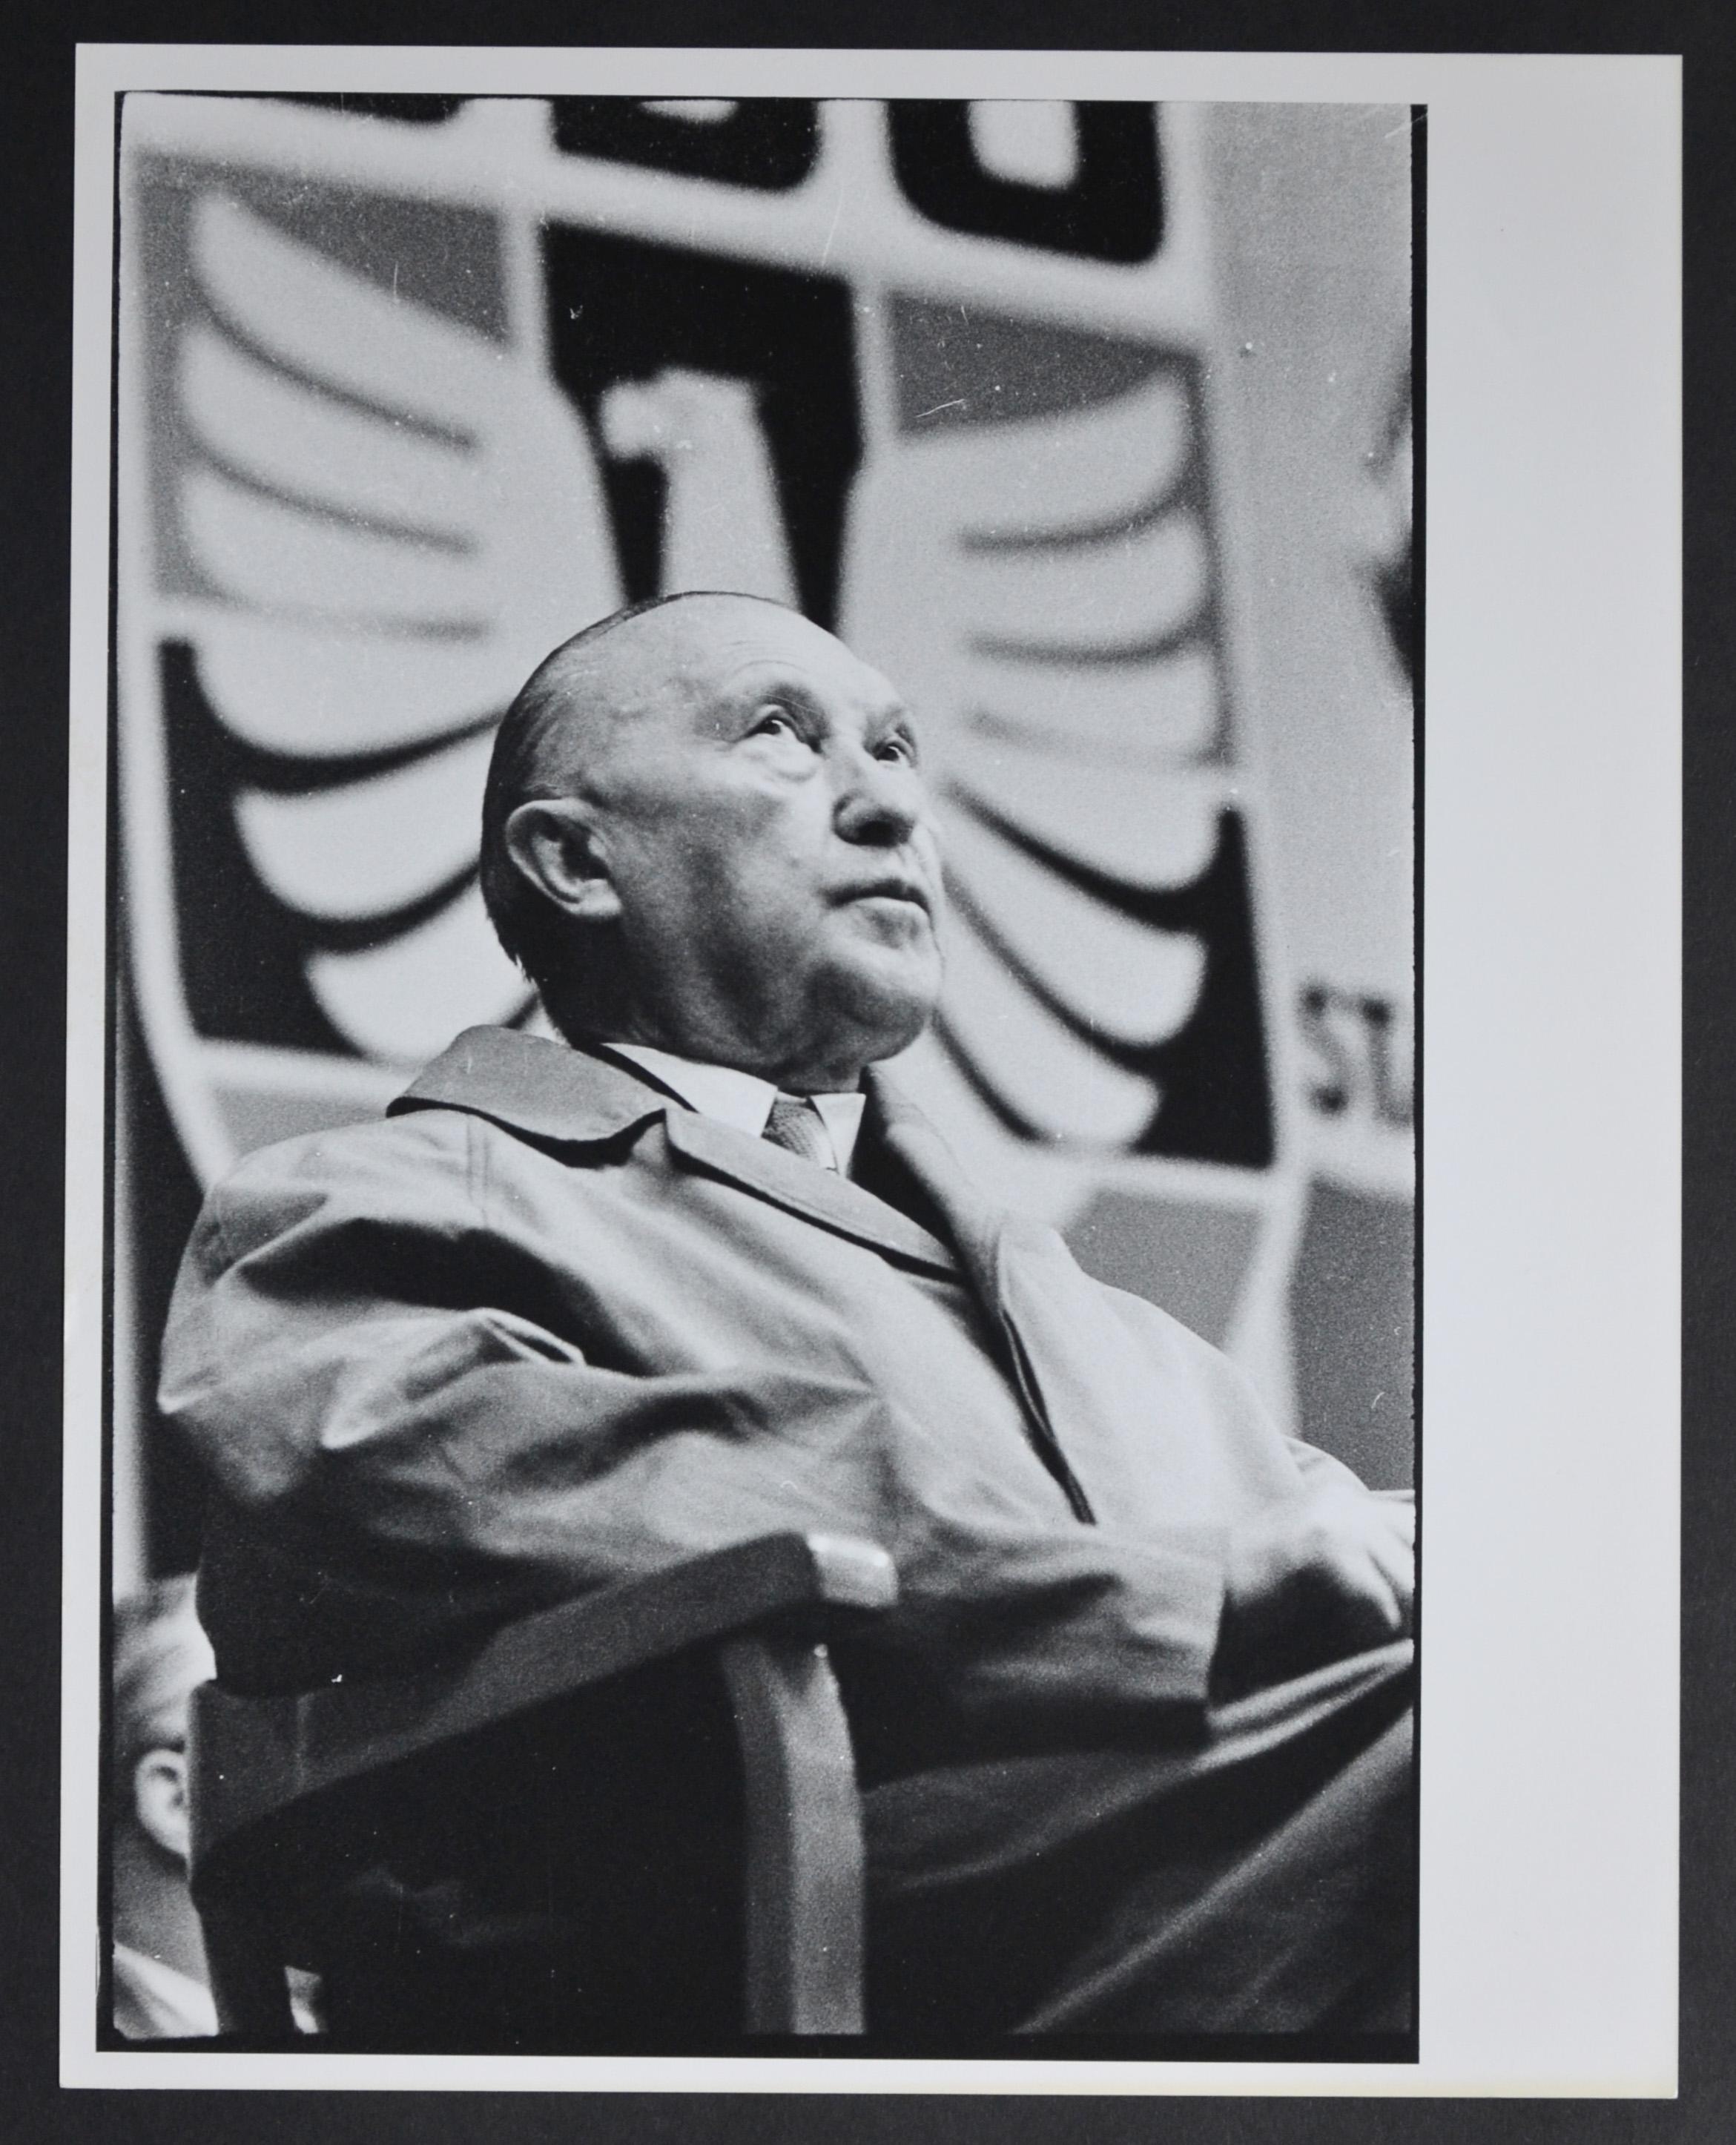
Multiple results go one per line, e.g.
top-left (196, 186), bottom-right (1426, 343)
top-left (113, 95), bottom-right (1413, 1540)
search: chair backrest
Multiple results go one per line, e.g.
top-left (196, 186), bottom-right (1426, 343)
top-left (188, 1531), bottom-right (897, 2043)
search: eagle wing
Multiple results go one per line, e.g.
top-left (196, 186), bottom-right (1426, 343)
top-left (840, 363), bottom-right (1225, 1153)
top-left (176, 192), bottom-right (622, 1063)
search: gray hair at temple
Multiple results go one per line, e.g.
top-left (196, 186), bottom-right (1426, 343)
top-left (478, 590), bottom-right (795, 1020)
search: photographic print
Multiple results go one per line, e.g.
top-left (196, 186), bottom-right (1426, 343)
top-left (62, 46), bottom-right (1675, 2100)
top-left (107, 78), bottom-right (1415, 2063)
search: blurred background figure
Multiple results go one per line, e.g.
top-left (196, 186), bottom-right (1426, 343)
top-left (110, 1576), bottom-right (322, 2037)
top-left (110, 1574), bottom-right (217, 2037)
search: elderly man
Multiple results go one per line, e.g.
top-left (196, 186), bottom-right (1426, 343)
top-left (162, 591), bottom-right (1414, 2046)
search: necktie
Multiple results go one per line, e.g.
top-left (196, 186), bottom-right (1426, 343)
top-left (762, 1093), bottom-right (839, 1172)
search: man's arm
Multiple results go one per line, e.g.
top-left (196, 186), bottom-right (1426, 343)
top-left (161, 1115), bottom-right (1230, 1758)
top-left (162, 1116), bottom-right (911, 1665)
top-left (1094, 1275), bottom-right (1414, 1696)
top-left (1215, 1479), bottom-right (1413, 1696)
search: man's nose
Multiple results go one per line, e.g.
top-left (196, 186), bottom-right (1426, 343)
top-left (832, 751), bottom-right (928, 848)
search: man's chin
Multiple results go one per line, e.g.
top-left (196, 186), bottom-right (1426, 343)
top-left (814, 958), bottom-right (941, 1070)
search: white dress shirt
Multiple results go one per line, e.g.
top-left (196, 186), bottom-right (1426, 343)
top-left (603, 1041), bottom-right (868, 1175)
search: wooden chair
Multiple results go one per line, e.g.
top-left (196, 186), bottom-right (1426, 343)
top-left (187, 1531), bottom-right (897, 2043)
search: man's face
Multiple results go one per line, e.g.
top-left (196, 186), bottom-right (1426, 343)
top-left (567, 600), bottom-right (945, 1090)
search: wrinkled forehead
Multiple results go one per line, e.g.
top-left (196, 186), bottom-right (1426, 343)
top-left (620, 597), bottom-right (893, 718)
top-left (542, 598), bottom-right (898, 777)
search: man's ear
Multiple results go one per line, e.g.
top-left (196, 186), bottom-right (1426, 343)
top-left (133, 1747), bottom-right (191, 1866)
top-left (503, 798), bottom-right (623, 924)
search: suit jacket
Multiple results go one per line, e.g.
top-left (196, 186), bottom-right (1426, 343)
top-left (161, 1027), bottom-right (1362, 1779)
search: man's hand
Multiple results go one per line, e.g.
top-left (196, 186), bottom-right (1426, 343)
top-left (1215, 1483), bottom-right (1414, 1696)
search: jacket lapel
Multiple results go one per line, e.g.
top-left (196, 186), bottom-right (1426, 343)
top-left (393, 1027), bottom-right (958, 1274)
top-left (662, 1104), bottom-right (957, 1274)
top-left (396, 1032), bottom-right (1100, 1519)
top-left (864, 1072), bottom-right (1006, 1304)
top-left (867, 1072), bottom-right (1098, 1522)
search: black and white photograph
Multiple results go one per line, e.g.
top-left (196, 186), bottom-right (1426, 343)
top-left (103, 80), bottom-right (1415, 2061)
top-left (58, 43), bottom-right (1677, 2099)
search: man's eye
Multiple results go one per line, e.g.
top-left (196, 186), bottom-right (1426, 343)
top-left (750, 708), bottom-right (809, 744)
top-left (877, 734), bottom-right (918, 765)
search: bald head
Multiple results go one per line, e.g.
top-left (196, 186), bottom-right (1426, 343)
top-left (478, 590), bottom-right (943, 1087)
top-left (481, 592), bottom-right (794, 994)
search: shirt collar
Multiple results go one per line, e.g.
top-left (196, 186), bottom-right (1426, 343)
top-left (604, 1042), bottom-right (868, 1174)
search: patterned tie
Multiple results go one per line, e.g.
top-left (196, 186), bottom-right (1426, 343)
top-left (762, 1093), bottom-right (839, 1172)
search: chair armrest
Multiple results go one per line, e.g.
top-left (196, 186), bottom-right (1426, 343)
top-left (190, 1530), bottom-right (895, 1870)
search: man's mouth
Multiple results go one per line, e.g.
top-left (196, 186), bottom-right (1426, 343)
top-left (835, 879), bottom-right (933, 917)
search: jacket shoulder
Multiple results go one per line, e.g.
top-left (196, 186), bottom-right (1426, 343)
top-left (211, 1104), bottom-right (475, 1196)
top-left (191, 1106), bottom-right (489, 1261)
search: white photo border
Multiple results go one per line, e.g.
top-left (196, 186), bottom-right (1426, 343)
top-left (64, 42), bottom-right (1681, 2097)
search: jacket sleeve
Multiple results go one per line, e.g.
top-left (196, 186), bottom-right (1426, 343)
top-left (161, 1112), bottom-right (1227, 1762)
top-left (162, 1112), bottom-right (896, 1682)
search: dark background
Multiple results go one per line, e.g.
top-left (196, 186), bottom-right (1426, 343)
top-left (2, 1), bottom-right (1728, 2139)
